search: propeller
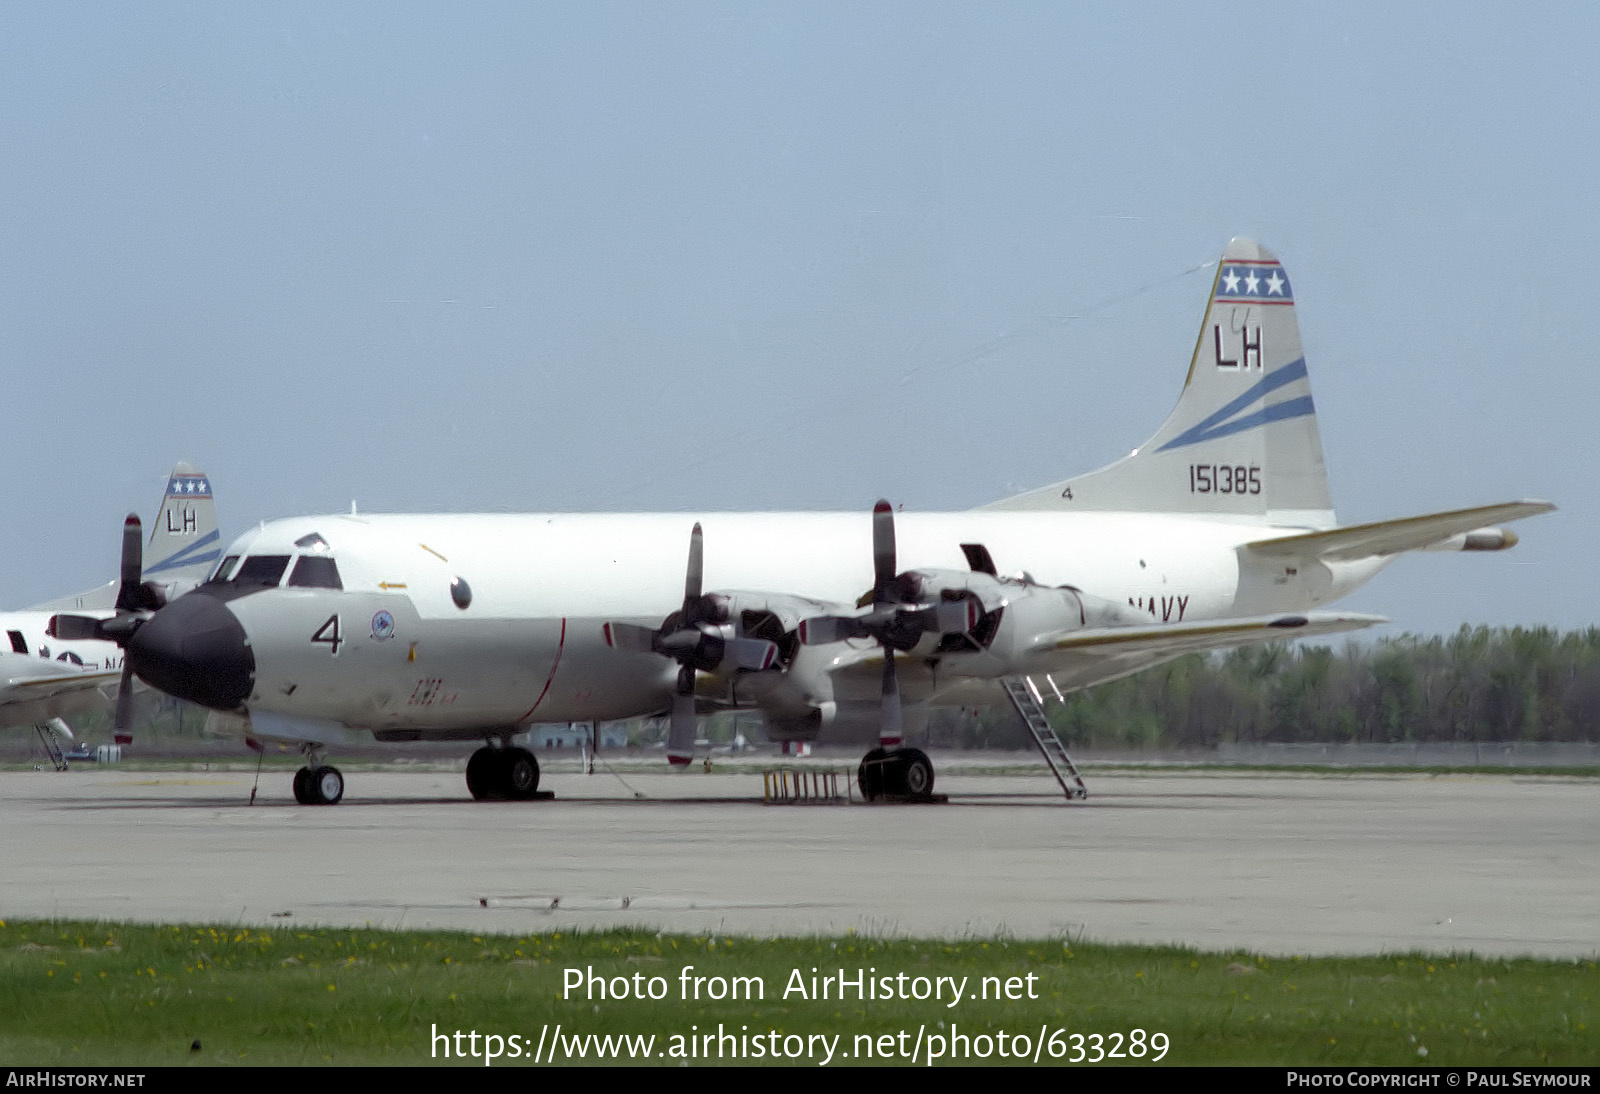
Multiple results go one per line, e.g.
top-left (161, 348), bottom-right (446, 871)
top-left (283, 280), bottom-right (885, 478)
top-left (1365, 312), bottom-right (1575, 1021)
top-left (602, 523), bottom-right (776, 765)
top-left (798, 501), bottom-right (977, 746)
top-left (47, 514), bottom-right (165, 746)
top-left (870, 501), bottom-right (904, 745)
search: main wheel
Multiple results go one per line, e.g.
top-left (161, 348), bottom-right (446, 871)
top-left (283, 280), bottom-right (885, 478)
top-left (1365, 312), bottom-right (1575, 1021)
top-left (310, 765), bottom-right (344, 805)
top-left (898, 748), bottom-right (935, 798)
top-left (465, 747), bottom-right (499, 800)
top-left (504, 748), bottom-right (540, 799)
top-left (292, 767), bottom-right (313, 804)
top-left (858, 747), bottom-right (889, 801)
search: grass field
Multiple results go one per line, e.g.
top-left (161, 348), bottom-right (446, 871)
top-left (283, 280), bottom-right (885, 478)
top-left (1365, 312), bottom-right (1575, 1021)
top-left (0, 920), bottom-right (1592, 1066)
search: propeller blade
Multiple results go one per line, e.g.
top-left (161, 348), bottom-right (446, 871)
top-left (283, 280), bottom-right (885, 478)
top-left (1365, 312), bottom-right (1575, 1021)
top-left (48, 614), bottom-right (104, 641)
top-left (98, 614), bottom-right (144, 643)
top-left (961, 542), bottom-right (998, 576)
top-left (602, 622), bottom-right (659, 653)
top-left (684, 523), bottom-right (703, 604)
top-left (928, 597), bottom-right (979, 635)
top-left (666, 666), bottom-right (697, 766)
top-left (880, 648), bottom-right (903, 745)
top-left (112, 664), bottom-right (135, 747)
top-left (726, 637), bottom-right (777, 671)
top-left (872, 501), bottom-right (896, 605)
top-left (115, 515), bottom-right (143, 613)
top-left (798, 615), bottom-right (861, 645)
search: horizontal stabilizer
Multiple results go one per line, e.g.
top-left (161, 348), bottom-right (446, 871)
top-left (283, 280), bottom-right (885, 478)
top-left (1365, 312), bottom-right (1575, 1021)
top-left (1243, 501), bottom-right (1554, 562)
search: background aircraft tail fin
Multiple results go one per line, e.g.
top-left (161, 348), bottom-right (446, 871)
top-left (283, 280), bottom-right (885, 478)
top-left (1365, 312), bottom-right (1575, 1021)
top-left (986, 238), bottom-right (1336, 527)
top-left (140, 462), bottom-right (221, 594)
top-left (27, 462), bottom-right (222, 611)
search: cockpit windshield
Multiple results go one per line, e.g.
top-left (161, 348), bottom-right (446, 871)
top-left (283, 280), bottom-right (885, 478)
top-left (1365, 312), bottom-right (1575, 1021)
top-left (208, 555), bottom-right (241, 583)
top-left (231, 555), bottom-right (291, 587)
top-left (288, 555), bottom-right (343, 589)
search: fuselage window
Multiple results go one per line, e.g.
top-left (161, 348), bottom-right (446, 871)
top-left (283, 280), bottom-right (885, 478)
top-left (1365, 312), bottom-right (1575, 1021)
top-left (7, 630), bottom-right (26, 654)
top-left (232, 555), bottom-right (291, 587)
top-left (288, 555), bottom-right (343, 590)
top-left (209, 556), bottom-right (241, 583)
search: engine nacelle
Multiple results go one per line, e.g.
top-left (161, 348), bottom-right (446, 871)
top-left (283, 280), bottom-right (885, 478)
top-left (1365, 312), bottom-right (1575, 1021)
top-left (902, 570), bottom-right (1148, 666)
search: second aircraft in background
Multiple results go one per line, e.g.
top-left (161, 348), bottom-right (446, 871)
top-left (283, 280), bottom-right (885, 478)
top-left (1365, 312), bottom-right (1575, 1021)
top-left (0, 465), bottom-right (220, 760)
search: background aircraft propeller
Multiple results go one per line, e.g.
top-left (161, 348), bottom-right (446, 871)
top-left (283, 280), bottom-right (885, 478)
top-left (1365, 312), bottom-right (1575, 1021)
top-left (603, 523), bottom-right (776, 765)
top-left (47, 515), bottom-right (166, 746)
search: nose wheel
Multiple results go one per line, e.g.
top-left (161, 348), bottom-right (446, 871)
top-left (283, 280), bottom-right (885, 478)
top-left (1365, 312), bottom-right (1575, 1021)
top-left (466, 746), bottom-right (541, 801)
top-left (292, 764), bottom-right (345, 805)
top-left (857, 746), bottom-right (935, 801)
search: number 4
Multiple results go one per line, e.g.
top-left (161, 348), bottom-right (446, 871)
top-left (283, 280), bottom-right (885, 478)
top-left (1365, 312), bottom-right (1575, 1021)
top-left (312, 615), bottom-right (343, 656)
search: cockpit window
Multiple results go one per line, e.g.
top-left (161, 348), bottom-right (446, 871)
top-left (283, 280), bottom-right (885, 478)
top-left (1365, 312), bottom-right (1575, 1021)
top-left (232, 555), bottom-right (291, 587)
top-left (209, 556), bottom-right (241, 583)
top-left (288, 555), bottom-right (343, 590)
top-left (294, 532), bottom-right (330, 552)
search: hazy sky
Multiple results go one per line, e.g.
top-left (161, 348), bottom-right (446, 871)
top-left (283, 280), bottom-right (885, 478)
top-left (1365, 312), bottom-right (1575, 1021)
top-left (2, 3), bottom-right (1593, 638)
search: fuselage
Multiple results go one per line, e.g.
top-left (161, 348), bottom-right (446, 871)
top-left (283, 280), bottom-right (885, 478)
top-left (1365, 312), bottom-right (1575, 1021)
top-left (0, 611), bottom-right (122, 672)
top-left (127, 509), bottom-right (1389, 740)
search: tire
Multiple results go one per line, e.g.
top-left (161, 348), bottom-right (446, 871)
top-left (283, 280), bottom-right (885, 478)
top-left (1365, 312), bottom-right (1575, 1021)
top-left (504, 748), bottom-right (540, 799)
top-left (292, 767), bottom-right (312, 805)
top-left (465, 747), bottom-right (499, 800)
top-left (899, 748), bottom-right (935, 798)
top-left (858, 747), bottom-right (889, 801)
top-left (311, 765), bottom-right (344, 805)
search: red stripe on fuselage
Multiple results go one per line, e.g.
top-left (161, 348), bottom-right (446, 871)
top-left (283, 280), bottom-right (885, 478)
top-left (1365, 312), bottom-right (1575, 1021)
top-left (519, 617), bottom-right (566, 721)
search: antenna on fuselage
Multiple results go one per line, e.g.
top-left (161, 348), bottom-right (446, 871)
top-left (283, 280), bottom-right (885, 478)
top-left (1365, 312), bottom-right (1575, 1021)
top-left (351, 500), bottom-right (358, 515)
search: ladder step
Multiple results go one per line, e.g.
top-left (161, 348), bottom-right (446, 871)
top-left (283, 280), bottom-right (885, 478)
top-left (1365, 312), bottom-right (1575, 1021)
top-left (1001, 675), bottom-right (1087, 802)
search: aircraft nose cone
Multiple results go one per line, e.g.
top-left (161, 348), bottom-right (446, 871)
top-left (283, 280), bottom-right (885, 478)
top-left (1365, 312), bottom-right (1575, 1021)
top-left (127, 593), bottom-right (255, 711)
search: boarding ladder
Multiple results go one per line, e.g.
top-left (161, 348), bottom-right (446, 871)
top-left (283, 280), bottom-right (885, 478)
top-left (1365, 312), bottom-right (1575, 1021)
top-left (34, 722), bottom-right (68, 772)
top-left (1001, 676), bottom-right (1087, 801)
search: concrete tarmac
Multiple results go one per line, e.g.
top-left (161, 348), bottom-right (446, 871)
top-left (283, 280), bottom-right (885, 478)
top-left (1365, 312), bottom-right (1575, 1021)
top-left (1, 764), bottom-right (1595, 957)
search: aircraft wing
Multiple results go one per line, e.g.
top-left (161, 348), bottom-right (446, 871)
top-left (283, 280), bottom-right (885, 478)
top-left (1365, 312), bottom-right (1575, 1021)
top-left (818, 610), bottom-right (1383, 700)
top-left (0, 658), bottom-right (119, 729)
top-left (1013, 609), bottom-right (1386, 692)
top-left (1034, 610), bottom-right (1382, 656)
top-left (28, 579), bottom-right (119, 613)
top-left (1243, 501), bottom-right (1554, 562)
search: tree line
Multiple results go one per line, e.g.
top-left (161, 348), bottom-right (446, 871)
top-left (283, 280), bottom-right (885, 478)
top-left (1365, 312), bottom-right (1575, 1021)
top-left (925, 625), bottom-right (1600, 750)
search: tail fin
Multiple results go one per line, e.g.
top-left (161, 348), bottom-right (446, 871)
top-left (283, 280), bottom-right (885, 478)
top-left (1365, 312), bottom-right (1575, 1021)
top-left (140, 462), bottom-right (221, 594)
top-left (987, 238), bottom-right (1335, 527)
top-left (26, 462), bottom-right (223, 612)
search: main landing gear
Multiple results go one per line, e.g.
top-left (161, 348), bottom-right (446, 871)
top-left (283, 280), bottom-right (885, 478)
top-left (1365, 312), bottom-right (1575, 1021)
top-left (857, 746), bottom-right (935, 801)
top-left (466, 745), bottom-right (541, 801)
top-left (292, 762), bottom-right (345, 805)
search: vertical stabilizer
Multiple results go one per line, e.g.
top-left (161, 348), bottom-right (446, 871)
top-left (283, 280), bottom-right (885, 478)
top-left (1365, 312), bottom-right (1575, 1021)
top-left (140, 463), bottom-right (221, 595)
top-left (987, 239), bottom-right (1335, 527)
top-left (26, 463), bottom-right (223, 612)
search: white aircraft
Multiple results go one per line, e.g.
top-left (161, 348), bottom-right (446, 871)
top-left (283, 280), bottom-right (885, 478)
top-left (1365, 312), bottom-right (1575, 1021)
top-left (72, 240), bottom-right (1550, 805)
top-left (1, 464), bottom-right (220, 752)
